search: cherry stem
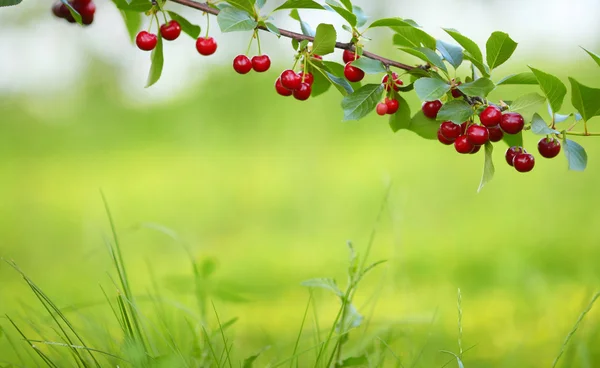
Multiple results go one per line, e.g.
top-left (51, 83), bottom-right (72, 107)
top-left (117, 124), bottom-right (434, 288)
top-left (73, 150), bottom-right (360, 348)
top-left (205, 10), bottom-right (210, 38)
top-left (170, 0), bottom-right (420, 71)
top-left (565, 131), bottom-right (600, 137)
top-left (161, 10), bottom-right (168, 24)
top-left (245, 32), bottom-right (254, 56)
top-left (256, 31), bottom-right (262, 55)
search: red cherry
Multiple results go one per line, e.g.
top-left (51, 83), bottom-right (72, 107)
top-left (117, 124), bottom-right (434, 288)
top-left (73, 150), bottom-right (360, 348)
top-left (460, 122), bottom-right (469, 134)
top-left (440, 121), bottom-right (461, 141)
top-left (280, 69), bottom-right (302, 90)
top-left (77, 2), bottom-right (95, 25)
top-left (342, 49), bottom-right (359, 64)
top-left (275, 78), bottom-right (293, 97)
top-left (72, 0), bottom-right (91, 4)
top-left (454, 135), bottom-right (475, 154)
top-left (422, 100), bottom-right (443, 119)
top-left (298, 71), bottom-right (314, 86)
top-left (52, 2), bottom-right (63, 18)
top-left (505, 146), bottom-right (526, 167)
top-left (437, 129), bottom-right (454, 145)
top-left (160, 20), bottom-right (182, 41)
top-left (382, 73), bottom-right (404, 91)
top-left (251, 55), bottom-right (271, 72)
top-left (538, 137), bottom-right (561, 158)
top-left (196, 37), bottom-right (217, 56)
top-left (344, 62), bottom-right (365, 82)
top-left (136, 31), bottom-right (158, 51)
top-left (480, 106), bottom-right (502, 127)
top-left (513, 153), bottom-right (535, 172)
top-left (233, 55), bottom-right (252, 74)
top-left (471, 145), bottom-right (482, 154)
top-left (293, 82), bottom-right (312, 101)
top-left (500, 112), bottom-right (525, 134)
top-left (451, 82), bottom-right (462, 98)
top-left (312, 54), bottom-right (323, 60)
top-left (466, 125), bottom-right (489, 146)
top-left (376, 103), bottom-right (388, 116)
top-left (488, 125), bottom-right (504, 142)
top-left (385, 98), bottom-right (399, 114)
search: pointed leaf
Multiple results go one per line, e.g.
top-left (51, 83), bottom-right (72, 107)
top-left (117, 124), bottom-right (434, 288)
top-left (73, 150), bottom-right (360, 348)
top-left (529, 66), bottom-right (567, 113)
top-left (275, 0), bottom-right (324, 11)
top-left (510, 93), bottom-right (546, 114)
top-left (389, 94), bottom-right (411, 132)
top-left (437, 100), bottom-right (474, 123)
top-left (224, 0), bottom-right (256, 15)
top-left (217, 7), bottom-right (258, 32)
top-left (350, 58), bottom-right (386, 74)
top-left (457, 77), bottom-right (495, 97)
top-left (390, 21), bottom-right (436, 49)
top-left (324, 0), bottom-right (356, 26)
top-left (312, 23), bottom-right (337, 56)
top-left (478, 142), bottom-right (495, 193)
top-left (167, 11), bottom-right (201, 39)
top-left (0, 0), bottom-right (22, 6)
top-left (115, 0), bottom-right (152, 12)
top-left (407, 110), bottom-right (439, 139)
top-left (146, 35), bottom-right (164, 88)
top-left (486, 31), bottom-right (518, 70)
top-left (531, 113), bottom-right (560, 135)
top-left (436, 39), bottom-right (463, 69)
top-left (118, 10), bottom-right (143, 42)
top-left (502, 131), bottom-right (523, 148)
top-left (414, 78), bottom-right (450, 101)
top-left (301, 278), bottom-right (343, 296)
top-left (581, 47), bottom-right (600, 67)
top-left (562, 137), bottom-right (587, 171)
top-left (309, 66), bottom-right (332, 97)
top-left (352, 5), bottom-right (367, 27)
top-left (443, 28), bottom-right (483, 65)
top-left (339, 355), bottom-right (368, 367)
top-left (569, 77), bottom-right (600, 122)
top-left (339, 0), bottom-right (352, 10)
top-left (497, 72), bottom-right (538, 85)
top-left (341, 84), bottom-right (384, 121)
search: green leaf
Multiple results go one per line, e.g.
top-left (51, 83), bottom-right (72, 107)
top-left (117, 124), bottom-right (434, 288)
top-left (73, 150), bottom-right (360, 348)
top-left (414, 78), bottom-right (450, 101)
top-left (217, 7), bottom-right (258, 32)
top-left (502, 131), bottom-right (523, 148)
top-left (510, 93), bottom-right (546, 114)
top-left (352, 5), bottom-right (368, 27)
top-left (118, 10), bottom-right (143, 42)
top-left (301, 278), bottom-right (343, 296)
top-left (242, 351), bottom-right (264, 368)
top-left (146, 34), bottom-right (164, 88)
top-left (389, 94), bottom-right (411, 132)
top-left (437, 100), bottom-right (473, 123)
top-left (309, 66), bottom-right (332, 97)
top-left (496, 72), bottom-right (538, 85)
top-left (390, 21), bottom-right (436, 50)
top-left (369, 17), bottom-right (407, 28)
top-left (531, 113), bottom-right (560, 135)
top-left (443, 28), bottom-right (484, 65)
top-left (275, 0), bottom-right (324, 11)
top-left (457, 77), bottom-right (495, 98)
top-left (326, 72), bottom-right (353, 95)
top-left (324, 0), bottom-right (356, 26)
top-left (350, 58), bottom-right (386, 74)
top-left (528, 66), bottom-right (567, 113)
top-left (464, 53), bottom-right (490, 78)
top-left (167, 11), bottom-right (201, 39)
top-left (339, 355), bottom-right (369, 367)
top-left (478, 142), bottom-right (495, 193)
top-left (312, 23), bottom-right (337, 56)
top-left (486, 31), bottom-right (518, 70)
top-left (399, 47), bottom-right (446, 73)
top-left (436, 39), bottom-right (463, 69)
top-left (290, 10), bottom-right (315, 37)
top-left (562, 137), bottom-right (588, 171)
top-left (115, 0), bottom-right (152, 12)
top-left (569, 77), bottom-right (600, 122)
top-left (60, 0), bottom-right (82, 24)
top-left (0, 0), bottom-right (22, 6)
top-left (256, 0), bottom-right (266, 8)
top-left (407, 110), bottom-right (439, 139)
top-left (339, 0), bottom-right (353, 10)
top-left (264, 22), bottom-right (281, 36)
top-left (341, 84), bottom-right (384, 121)
top-left (581, 47), bottom-right (600, 67)
top-left (224, 0), bottom-right (256, 15)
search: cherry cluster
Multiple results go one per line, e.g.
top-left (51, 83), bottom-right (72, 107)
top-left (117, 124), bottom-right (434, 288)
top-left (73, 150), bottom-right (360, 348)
top-left (51, 0), bottom-right (96, 25)
top-left (233, 54), bottom-right (271, 74)
top-left (135, 20), bottom-right (218, 57)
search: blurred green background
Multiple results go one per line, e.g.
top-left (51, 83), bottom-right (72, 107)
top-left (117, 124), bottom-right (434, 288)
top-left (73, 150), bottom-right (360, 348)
top-left (1, 1), bottom-right (600, 367)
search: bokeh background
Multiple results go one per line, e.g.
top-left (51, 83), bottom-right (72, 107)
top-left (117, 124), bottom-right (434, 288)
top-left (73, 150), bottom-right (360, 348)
top-left (1, 0), bottom-right (600, 367)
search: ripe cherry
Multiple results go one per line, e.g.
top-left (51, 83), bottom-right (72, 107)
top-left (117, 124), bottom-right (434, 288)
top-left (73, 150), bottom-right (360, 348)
top-left (437, 130), bottom-right (454, 145)
top-left (52, 2), bottom-right (65, 18)
top-left (382, 73), bottom-right (403, 91)
top-left (466, 125), bottom-right (489, 146)
top-left (298, 71), bottom-right (314, 86)
top-left (451, 82), bottom-right (462, 98)
top-left (385, 98), bottom-right (399, 114)
top-left (342, 49), bottom-right (359, 64)
top-left (344, 62), bottom-right (365, 82)
top-left (280, 70), bottom-right (302, 90)
top-left (136, 31), bottom-right (158, 51)
top-left (454, 135), bottom-right (475, 154)
top-left (480, 105), bottom-right (502, 127)
top-left (293, 82), bottom-right (312, 101)
top-left (513, 153), bottom-right (535, 172)
top-left (196, 37), bottom-right (217, 56)
top-left (233, 55), bottom-right (252, 74)
top-left (275, 78), bottom-right (293, 96)
top-left (538, 137), bottom-right (561, 158)
top-left (471, 145), bottom-right (482, 154)
top-left (488, 125), bottom-right (504, 142)
top-left (505, 146), bottom-right (525, 167)
top-left (79, 3), bottom-right (95, 25)
top-left (422, 100), bottom-right (443, 119)
top-left (251, 55), bottom-right (271, 72)
top-left (500, 112), bottom-right (525, 134)
top-left (376, 103), bottom-right (388, 116)
top-left (160, 20), bottom-right (182, 41)
top-left (440, 121), bottom-right (461, 141)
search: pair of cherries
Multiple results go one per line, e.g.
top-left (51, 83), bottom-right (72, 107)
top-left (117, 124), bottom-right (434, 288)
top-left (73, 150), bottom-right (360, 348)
top-left (51, 0), bottom-right (96, 25)
top-left (505, 137), bottom-right (562, 172)
top-left (136, 20), bottom-right (182, 51)
top-left (376, 98), bottom-right (400, 116)
top-left (233, 55), bottom-right (271, 74)
top-left (275, 70), bottom-right (313, 101)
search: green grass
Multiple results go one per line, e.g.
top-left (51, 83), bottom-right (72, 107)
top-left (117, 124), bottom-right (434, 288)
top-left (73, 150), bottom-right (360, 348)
top-left (1, 59), bottom-right (600, 366)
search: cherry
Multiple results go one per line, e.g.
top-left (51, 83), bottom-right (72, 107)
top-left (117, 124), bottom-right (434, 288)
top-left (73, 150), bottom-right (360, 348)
top-left (422, 100), bottom-right (443, 119)
top-left (376, 103), bottom-right (388, 116)
top-left (275, 78), bottom-right (293, 97)
top-left (160, 20), bottom-right (182, 41)
top-left (312, 54), bottom-right (323, 60)
top-left (344, 62), bottom-right (365, 82)
top-left (505, 146), bottom-right (525, 167)
top-left (298, 71), bottom-right (314, 86)
top-left (136, 31), bottom-right (158, 51)
top-left (513, 153), bottom-right (535, 172)
top-left (538, 137), bottom-right (561, 158)
top-left (471, 145), bottom-right (482, 154)
top-left (233, 55), bottom-right (252, 74)
top-left (251, 55), bottom-right (271, 72)
top-left (52, 2), bottom-right (64, 18)
top-left (460, 122), bottom-right (469, 134)
top-left (440, 121), bottom-right (461, 141)
top-left (451, 81), bottom-right (462, 98)
top-left (77, 2), bottom-right (95, 25)
top-left (382, 73), bottom-right (404, 91)
top-left (488, 125), bottom-right (504, 142)
top-left (500, 112), bottom-right (525, 134)
top-left (437, 130), bottom-right (454, 145)
top-left (343, 49), bottom-right (359, 64)
top-left (466, 125), bottom-right (489, 146)
top-left (196, 37), bottom-right (217, 56)
top-left (480, 106), bottom-right (502, 127)
top-left (454, 135), bottom-right (475, 154)
top-left (385, 98), bottom-right (399, 114)
top-left (293, 82), bottom-right (312, 101)
top-left (280, 70), bottom-right (302, 90)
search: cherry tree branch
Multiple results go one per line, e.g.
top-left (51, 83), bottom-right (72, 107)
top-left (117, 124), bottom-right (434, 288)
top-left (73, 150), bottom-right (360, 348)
top-left (169, 0), bottom-right (417, 71)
